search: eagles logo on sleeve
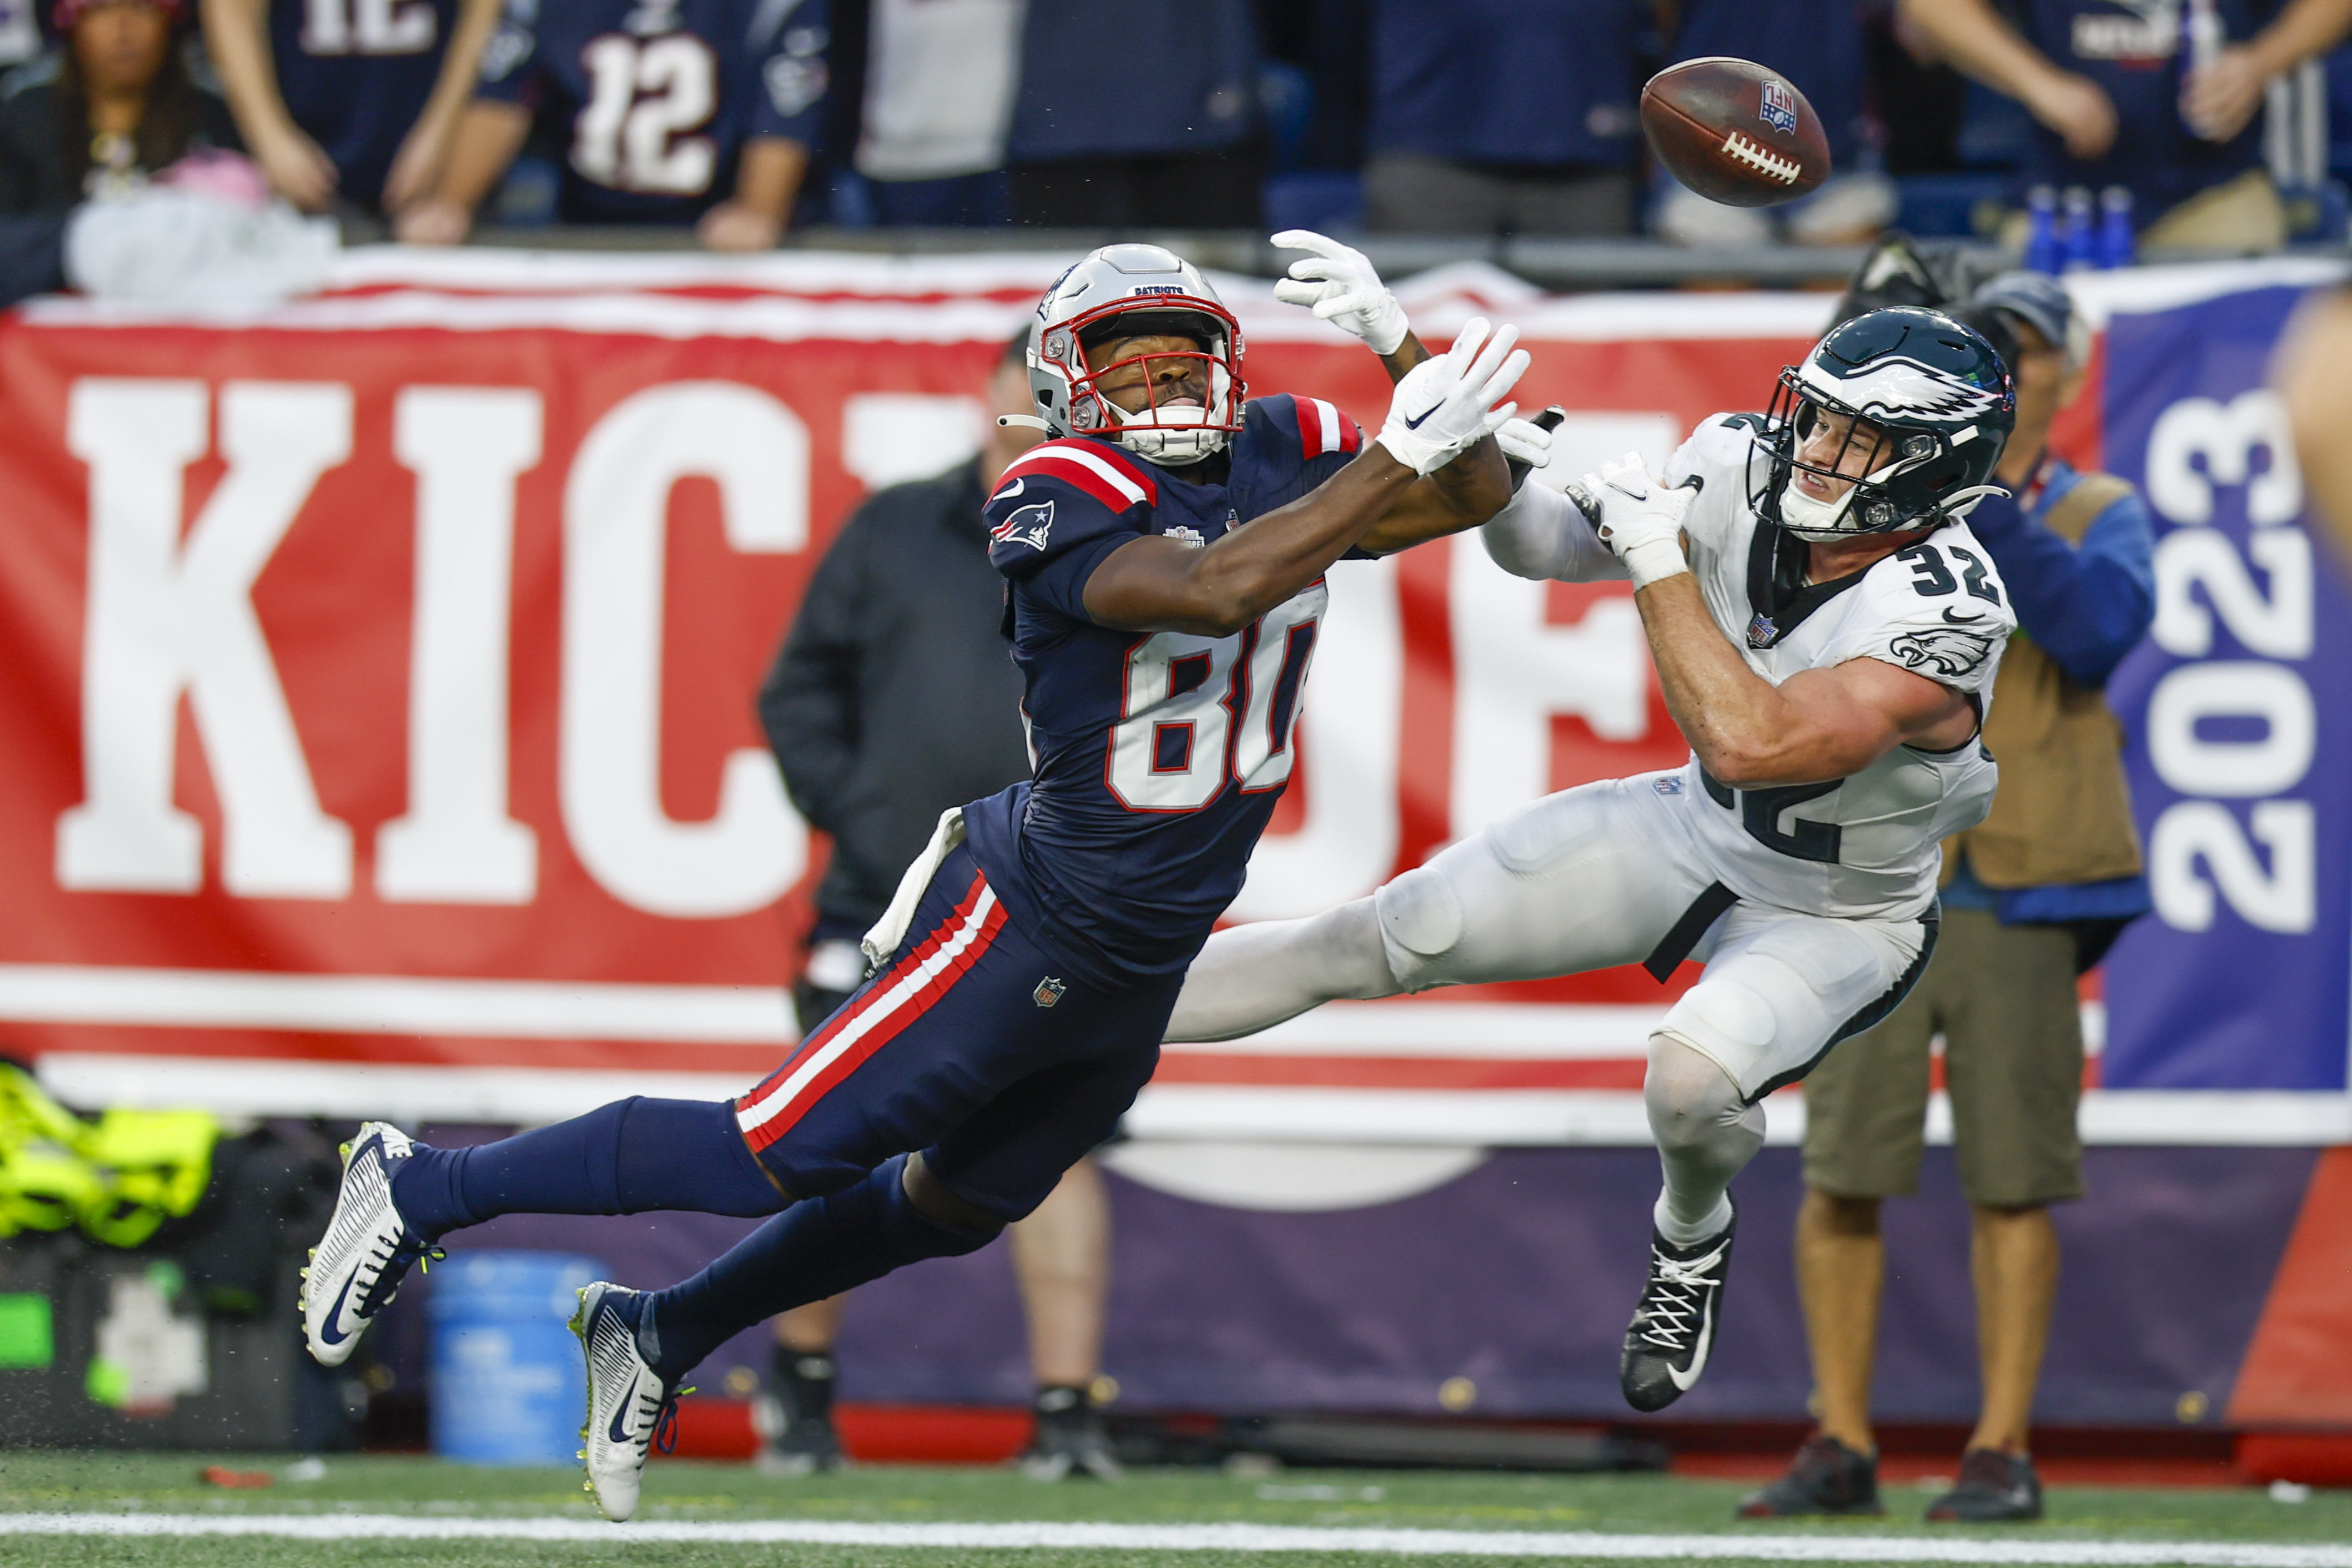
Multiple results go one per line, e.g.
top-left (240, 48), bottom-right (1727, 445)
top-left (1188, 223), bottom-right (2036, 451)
top-left (1888, 613), bottom-right (1999, 679)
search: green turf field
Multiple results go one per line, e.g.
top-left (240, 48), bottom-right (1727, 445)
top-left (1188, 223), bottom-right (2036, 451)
top-left (5, 1453), bottom-right (2352, 1568)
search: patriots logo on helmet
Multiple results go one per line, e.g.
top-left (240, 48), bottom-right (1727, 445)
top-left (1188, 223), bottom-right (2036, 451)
top-left (1888, 618), bottom-right (1997, 678)
top-left (1801, 355), bottom-right (2002, 421)
top-left (1759, 80), bottom-right (1798, 135)
top-left (990, 500), bottom-right (1055, 552)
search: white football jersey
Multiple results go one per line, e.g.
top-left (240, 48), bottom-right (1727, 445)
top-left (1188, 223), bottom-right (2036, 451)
top-left (1479, 412), bottom-right (2018, 922)
top-left (1659, 413), bottom-right (2014, 919)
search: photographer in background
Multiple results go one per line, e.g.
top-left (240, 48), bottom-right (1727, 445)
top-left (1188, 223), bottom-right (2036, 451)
top-left (752, 331), bottom-right (1121, 1481)
top-left (1745, 268), bottom-right (2155, 1524)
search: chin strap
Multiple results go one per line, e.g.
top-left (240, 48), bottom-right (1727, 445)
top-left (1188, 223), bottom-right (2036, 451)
top-left (995, 414), bottom-right (1052, 431)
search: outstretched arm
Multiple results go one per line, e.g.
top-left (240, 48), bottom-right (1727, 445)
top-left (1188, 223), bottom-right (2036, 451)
top-left (1636, 575), bottom-right (1973, 786)
top-left (1083, 319), bottom-right (1528, 636)
top-left (1269, 231), bottom-right (1515, 552)
top-left (1581, 456), bottom-right (1976, 786)
top-left (1083, 448), bottom-right (1420, 635)
top-left (1481, 477), bottom-right (1628, 584)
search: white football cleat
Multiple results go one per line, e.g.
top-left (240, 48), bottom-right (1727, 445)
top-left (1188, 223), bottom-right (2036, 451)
top-left (301, 1121), bottom-right (439, 1367)
top-left (573, 1282), bottom-right (682, 1523)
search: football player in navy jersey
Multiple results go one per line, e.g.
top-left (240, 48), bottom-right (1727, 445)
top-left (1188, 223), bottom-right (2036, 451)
top-left (202, 0), bottom-right (502, 213)
top-left (296, 233), bottom-right (1537, 1522)
top-left (394, 0), bottom-right (826, 248)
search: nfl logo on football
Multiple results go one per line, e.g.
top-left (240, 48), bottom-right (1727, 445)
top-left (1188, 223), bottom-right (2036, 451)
top-left (1033, 976), bottom-right (1067, 1008)
top-left (1758, 80), bottom-right (1798, 135)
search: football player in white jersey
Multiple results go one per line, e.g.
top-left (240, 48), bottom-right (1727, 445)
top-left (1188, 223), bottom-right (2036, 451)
top-left (1166, 305), bottom-right (2020, 1411)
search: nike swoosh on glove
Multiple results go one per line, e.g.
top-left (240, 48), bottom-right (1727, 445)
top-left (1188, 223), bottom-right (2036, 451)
top-left (1376, 317), bottom-right (1530, 477)
top-left (1583, 451), bottom-right (1695, 590)
top-left (1271, 229), bottom-right (1408, 356)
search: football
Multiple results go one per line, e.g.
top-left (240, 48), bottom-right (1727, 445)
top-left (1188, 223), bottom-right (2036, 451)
top-left (1641, 57), bottom-right (1830, 208)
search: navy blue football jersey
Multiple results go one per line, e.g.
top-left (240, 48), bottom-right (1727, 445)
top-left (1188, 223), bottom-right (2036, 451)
top-left (960, 393), bottom-right (1365, 990)
top-left (476, 0), bottom-right (828, 225)
top-left (269, 0), bottom-right (459, 210)
top-left (2014, 0), bottom-right (2263, 220)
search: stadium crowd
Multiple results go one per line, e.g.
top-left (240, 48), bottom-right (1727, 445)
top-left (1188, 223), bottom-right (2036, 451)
top-left (0, 0), bottom-right (2348, 250)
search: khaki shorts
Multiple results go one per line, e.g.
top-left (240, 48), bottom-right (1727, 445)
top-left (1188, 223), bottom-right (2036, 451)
top-left (1802, 908), bottom-right (2084, 1209)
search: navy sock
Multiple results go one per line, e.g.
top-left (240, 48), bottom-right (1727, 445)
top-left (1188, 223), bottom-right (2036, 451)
top-left (642, 1154), bottom-right (995, 1386)
top-left (389, 1098), bottom-right (784, 1240)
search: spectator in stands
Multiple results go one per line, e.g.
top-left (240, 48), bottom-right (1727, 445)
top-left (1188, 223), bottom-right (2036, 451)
top-left (0, 0), bottom-right (240, 214)
top-left (1654, 0), bottom-right (1896, 248)
top-left (1005, 0), bottom-right (1262, 228)
top-left (394, 0), bottom-right (827, 250)
top-left (201, 0), bottom-right (500, 215)
top-left (842, 0), bottom-right (1018, 226)
top-left (752, 333), bottom-right (1122, 1483)
top-left (1744, 270), bottom-right (2155, 1524)
top-left (1898, 0), bottom-right (2352, 254)
top-left (1362, 0), bottom-right (1644, 236)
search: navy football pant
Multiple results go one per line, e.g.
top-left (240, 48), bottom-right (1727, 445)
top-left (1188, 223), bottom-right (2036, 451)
top-left (391, 842), bottom-right (1173, 1380)
top-left (736, 842), bottom-right (1172, 1219)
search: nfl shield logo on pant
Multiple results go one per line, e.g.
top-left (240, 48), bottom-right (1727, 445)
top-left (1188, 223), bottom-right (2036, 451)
top-left (1033, 976), bottom-right (1066, 1008)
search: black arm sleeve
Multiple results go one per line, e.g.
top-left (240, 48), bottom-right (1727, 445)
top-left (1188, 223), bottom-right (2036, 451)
top-left (757, 507), bottom-right (873, 834)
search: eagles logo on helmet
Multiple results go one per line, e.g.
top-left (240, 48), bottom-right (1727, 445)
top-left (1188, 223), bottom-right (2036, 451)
top-left (1025, 243), bottom-right (1246, 465)
top-left (1749, 305), bottom-right (2016, 543)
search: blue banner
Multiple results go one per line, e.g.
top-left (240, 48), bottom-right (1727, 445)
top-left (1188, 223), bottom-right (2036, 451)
top-left (2102, 279), bottom-right (2352, 1092)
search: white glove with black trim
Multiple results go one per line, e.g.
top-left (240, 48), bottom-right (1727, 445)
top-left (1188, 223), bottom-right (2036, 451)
top-left (1271, 229), bottom-right (1409, 356)
top-left (1375, 317), bottom-right (1529, 476)
top-left (1582, 452), bottom-right (1695, 590)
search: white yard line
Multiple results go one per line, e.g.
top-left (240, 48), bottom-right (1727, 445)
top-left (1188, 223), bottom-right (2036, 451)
top-left (0, 1513), bottom-right (2346, 1565)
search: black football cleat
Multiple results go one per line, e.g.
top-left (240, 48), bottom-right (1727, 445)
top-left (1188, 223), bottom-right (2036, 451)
top-left (755, 1407), bottom-right (844, 1475)
top-left (1620, 1202), bottom-right (1736, 1412)
top-left (1925, 1449), bottom-right (2044, 1522)
top-left (1737, 1433), bottom-right (1884, 1517)
top-left (1020, 1386), bottom-right (1121, 1481)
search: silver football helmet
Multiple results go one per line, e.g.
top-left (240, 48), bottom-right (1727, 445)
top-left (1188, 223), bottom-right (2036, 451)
top-left (1026, 243), bottom-right (1244, 464)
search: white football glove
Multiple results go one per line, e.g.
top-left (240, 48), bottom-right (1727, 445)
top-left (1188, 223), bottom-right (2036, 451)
top-left (1496, 416), bottom-right (1553, 472)
top-left (1375, 317), bottom-right (1530, 477)
top-left (1582, 452), bottom-right (1694, 590)
top-left (1271, 229), bottom-right (1409, 356)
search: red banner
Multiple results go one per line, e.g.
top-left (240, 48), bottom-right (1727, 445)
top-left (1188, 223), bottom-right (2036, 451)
top-left (0, 253), bottom-right (1833, 1133)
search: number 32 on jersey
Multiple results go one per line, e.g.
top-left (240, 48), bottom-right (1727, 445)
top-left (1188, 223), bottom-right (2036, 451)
top-left (1108, 587), bottom-right (1324, 811)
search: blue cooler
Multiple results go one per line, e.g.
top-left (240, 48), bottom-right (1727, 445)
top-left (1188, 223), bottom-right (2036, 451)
top-left (427, 1250), bottom-right (605, 1466)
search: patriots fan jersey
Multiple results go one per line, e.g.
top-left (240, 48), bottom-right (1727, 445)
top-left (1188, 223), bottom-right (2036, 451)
top-left (476, 0), bottom-right (828, 225)
top-left (269, 0), bottom-right (459, 209)
top-left (962, 392), bottom-right (1365, 989)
